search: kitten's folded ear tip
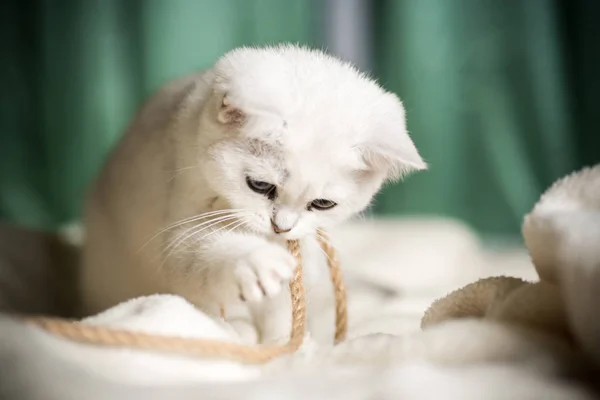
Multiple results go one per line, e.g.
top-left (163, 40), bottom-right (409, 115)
top-left (389, 159), bottom-right (428, 181)
top-left (397, 153), bottom-right (428, 174)
top-left (413, 159), bottom-right (429, 171)
top-left (216, 94), bottom-right (246, 127)
top-left (221, 95), bottom-right (231, 107)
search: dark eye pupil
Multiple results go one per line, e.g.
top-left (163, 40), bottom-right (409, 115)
top-left (246, 177), bottom-right (276, 199)
top-left (252, 181), bottom-right (270, 190)
top-left (309, 199), bottom-right (337, 211)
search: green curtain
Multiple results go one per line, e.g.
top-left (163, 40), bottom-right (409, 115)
top-left (1, 0), bottom-right (599, 240)
top-left (373, 0), bottom-right (596, 239)
top-left (1, 0), bottom-right (319, 229)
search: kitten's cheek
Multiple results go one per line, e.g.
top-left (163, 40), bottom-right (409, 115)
top-left (259, 219), bottom-right (272, 234)
top-left (248, 218), bottom-right (271, 235)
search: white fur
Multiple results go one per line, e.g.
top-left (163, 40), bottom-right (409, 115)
top-left (523, 164), bottom-right (600, 366)
top-left (79, 44), bottom-right (425, 343)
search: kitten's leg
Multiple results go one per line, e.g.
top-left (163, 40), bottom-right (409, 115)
top-left (168, 231), bottom-right (297, 336)
top-left (252, 290), bottom-right (293, 345)
top-left (223, 302), bottom-right (259, 345)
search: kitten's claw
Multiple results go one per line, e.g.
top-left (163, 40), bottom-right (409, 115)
top-left (233, 244), bottom-right (296, 302)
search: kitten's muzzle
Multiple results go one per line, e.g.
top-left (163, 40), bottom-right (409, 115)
top-left (271, 220), bottom-right (291, 234)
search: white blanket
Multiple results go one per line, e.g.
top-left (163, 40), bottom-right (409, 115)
top-left (0, 218), bottom-right (595, 399)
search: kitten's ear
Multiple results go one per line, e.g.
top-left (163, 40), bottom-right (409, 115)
top-left (359, 96), bottom-right (427, 180)
top-left (216, 94), bottom-right (246, 127)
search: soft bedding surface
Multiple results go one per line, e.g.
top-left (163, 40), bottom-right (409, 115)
top-left (0, 218), bottom-right (596, 399)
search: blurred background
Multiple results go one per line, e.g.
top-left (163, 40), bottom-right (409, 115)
top-left (1, 0), bottom-right (599, 244)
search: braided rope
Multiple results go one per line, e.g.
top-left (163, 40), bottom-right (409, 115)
top-left (24, 231), bottom-right (346, 363)
top-left (317, 230), bottom-right (347, 344)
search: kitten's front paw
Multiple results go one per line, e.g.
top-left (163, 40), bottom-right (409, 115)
top-left (234, 244), bottom-right (297, 303)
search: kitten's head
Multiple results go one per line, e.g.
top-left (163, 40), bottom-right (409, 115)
top-left (200, 45), bottom-right (426, 239)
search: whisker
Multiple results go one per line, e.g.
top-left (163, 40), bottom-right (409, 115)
top-left (162, 209), bottom-right (245, 234)
top-left (317, 241), bottom-right (334, 265)
top-left (162, 209), bottom-right (246, 232)
top-left (162, 212), bottom-right (243, 247)
top-left (177, 220), bottom-right (252, 276)
top-left (158, 212), bottom-right (252, 270)
top-left (315, 227), bottom-right (328, 235)
top-left (157, 216), bottom-right (239, 271)
top-left (174, 165), bottom-right (201, 172)
top-left (222, 219), bottom-right (249, 236)
top-left (160, 217), bottom-right (244, 269)
top-left (193, 218), bottom-right (247, 243)
top-left (173, 218), bottom-right (252, 256)
top-left (138, 209), bottom-right (246, 253)
top-left (162, 214), bottom-right (241, 258)
top-left (315, 229), bottom-right (337, 265)
top-left (166, 165), bottom-right (202, 182)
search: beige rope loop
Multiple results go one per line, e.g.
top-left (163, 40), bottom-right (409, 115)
top-left (317, 230), bottom-right (347, 344)
top-left (24, 230), bottom-right (346, 363)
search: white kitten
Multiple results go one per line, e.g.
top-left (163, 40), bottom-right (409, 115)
top-left (79, 44), bottom-right (426, 344)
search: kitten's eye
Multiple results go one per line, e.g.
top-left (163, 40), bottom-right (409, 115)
top-left (246, 177), bottom-right (277, 199)
top-left (308, 199), bottom-right (337, 211)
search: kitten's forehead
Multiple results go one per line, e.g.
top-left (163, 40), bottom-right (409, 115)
top-left (238, 122), bottom-right (363, 202)
top-left (276, 147), bottom-right (356, 203)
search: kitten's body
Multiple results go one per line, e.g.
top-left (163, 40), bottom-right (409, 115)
top-left (80, 45), bottom-right (425, 343)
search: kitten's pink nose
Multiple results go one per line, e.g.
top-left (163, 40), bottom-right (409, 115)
top-left (271, 220), bottom-right (291, 234)
top-left (271, 208), bottom-right (298, 234)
